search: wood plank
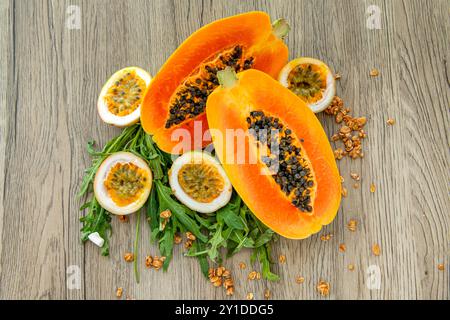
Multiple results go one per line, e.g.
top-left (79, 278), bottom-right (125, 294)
top-left (390, 0), bottom-right (450, 299)
top-left (0, 0), bottom-right (67, 299)
top-left (0, 0), bottom-right (10, 284)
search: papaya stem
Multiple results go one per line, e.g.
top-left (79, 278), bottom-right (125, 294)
top-left (217, 67), bottom-right (238, 88)
top-left (272, 18), bottom-right (290, 39)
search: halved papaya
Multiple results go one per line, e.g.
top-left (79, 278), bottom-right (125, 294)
top-left (206, 68), bottom-right (341, 239)
top-left (141, 12), bottom-right (289, 154)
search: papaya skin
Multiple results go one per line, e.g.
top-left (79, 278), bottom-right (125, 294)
top-left (141, 12), bottom-right (288, 154)
top-left (206, 69), bottom-right (341, 239)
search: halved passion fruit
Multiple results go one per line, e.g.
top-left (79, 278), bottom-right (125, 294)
top-left (94, 152), bottom-right (152, 215)
top-left (169, 151), bottom-right (232, 213)
top-left (97, 67), bottom-right (152, 127)
top-left (278, 58), bottom-right (335, 113)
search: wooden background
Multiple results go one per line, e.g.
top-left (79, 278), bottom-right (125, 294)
top-left (0, 0), bottom-right (448, 300)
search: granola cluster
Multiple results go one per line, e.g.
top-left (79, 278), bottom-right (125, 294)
top-left (145, 255), bottom-right (166, 270)
top-left (325, 96), bottom-right (367, 160)
top-left (208, 266), bottom-right (234, 296)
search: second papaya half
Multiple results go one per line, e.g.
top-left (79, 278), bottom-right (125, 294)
top-left (141, 12), bottom-right (289, 154)
top-left (206, 68), bottom-right (341, 239)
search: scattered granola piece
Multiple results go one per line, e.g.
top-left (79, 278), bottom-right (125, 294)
top-left (347, 219), bottom-right (357, 232)
top-left (370, 68), bottom-right (379, 77)
top-left (151, 256), bottom-right (165, 270)
top-left (334, 73), bottom-right (341, 80)
top-left (160, 209), bottom-right (171, 219)
top-left (174, 233), bottom-right (182, 244)
top-left (334, 148), bottom-right (345, 160)
top-left (184, 232), bottom-right (196, 249)
top-left (320, 234), bottom-right (333, 241)
top-left (226, 286), bottom-right (234, 296)
top-left (184, 239), bottom-right (193, 249)
top-left (159, 209), bottom-right (172, 230)
top-left (264, 289), bottom-right (271, 300)
top-left (118, 215), bottom-right (129, 223)
top-left (256, 272), bottom-right (261, 280)
top-left (216, 266), bottom-right (225, 277)
top-left (186, 231), bottom-right (196, 241)
top-left (295, 276), bottom-right (305, 284)
top-left (353, 183), bottom-right (359, 189)
top-left (372, 244), bottom-right (381, 256)
top-left (386, 118), bottom-right (395, 125)
top-left (347, 264), bottom-right (355, 271)
top-left (212, 278), bottom-right (222, 287)
top-left (145, 255), bottom-right (153, 268)
top-left (246, 292), bottom-right (254, 300)
top-left (248, 271), bottom-right (258, 280)
top-left (350, 173), bottom-right (360, 181)
top-left (152, 258), bottom-right (163, 270)
top-left (124, 252), bottom-right (134, 262)
top-left (239, 262), bottom-right (247, 270)
top-left (279, 254), bottom-right (286, 264)
top-left (116, 287), bottom-right (123, 298)
top-left (437, 264), bottom-right (444, 271)
top-left (221, 268), bottom-right (235, 296)
top-left (339, 243), bottom-right (346, 252)
top-left (370, 183), bottom-right (376, 193)
top-left (317, 280), bottom-right (330, 296)
top-left (340, 176), bottom-right (345, 183)
top-left (341, 187), bottom-right (348, 197)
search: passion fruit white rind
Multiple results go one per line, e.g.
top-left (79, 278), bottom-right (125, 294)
top-left (94, 151), bottom-right (152, 215)
top-left (278, 57), bottom-right (335, 113)
top-left (169, 151), bottom-right (232, 214)
top-left (97, 67), bottom-right (152, 127)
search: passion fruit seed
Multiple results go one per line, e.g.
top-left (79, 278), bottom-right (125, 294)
top-left (104, 70), bottom-right (146, 117)
top-left (247, 110), bottom-right (314, 213)
top-left (104, 162), bottom-right (149, 206)
top-left (165, 45), bottom-right (254, 128)
top-left (178, 163), bottom-right (225, 203)
top-left (287, 64), bottom-right (326, 102)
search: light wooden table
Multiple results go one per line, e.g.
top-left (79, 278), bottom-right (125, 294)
top-left (0, 0), bottom-right (448, 300)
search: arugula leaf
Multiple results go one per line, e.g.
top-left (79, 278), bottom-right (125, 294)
top-left (79, 197), bottom-right (112, 256)
top-left (254, 229), bottom-right (275, 248)
top-left (159, 221), bottom-right (175, 271)
top-left (191, 240), bottom-right (209, 277)
top-left (258, 244), bottom-right (280, 281)
top-left (147, 186), bottom-right (160, 242)
top-left (206, 223), bottom-right (224, 262)
top-left (155, 181), bottom-right (207, 242)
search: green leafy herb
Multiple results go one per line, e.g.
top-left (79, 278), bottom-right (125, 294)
top-left (155, 181), bottom-right (207, 243)
top-left (79, 124), bottom-right (279, 282)
top-left (79, 197), bottom-right (112, 256)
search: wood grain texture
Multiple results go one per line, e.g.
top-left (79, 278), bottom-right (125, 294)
top-left (0, 0), bottom-right (448, 300)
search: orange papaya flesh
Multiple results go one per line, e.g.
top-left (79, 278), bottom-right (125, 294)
top-left (141, 12), bottom-right (289, 154)
top-left (206, 69), bottom-right (341, 239)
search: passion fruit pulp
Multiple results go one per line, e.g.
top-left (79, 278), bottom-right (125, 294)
top-left (169, 151), bottom-right (232, 213)
top-left (94, 152), bottom-right (152, 215)
top-left (97, 67), bottom-right (152, 127)
top-left (278, 57), bottom-right (335, 113)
